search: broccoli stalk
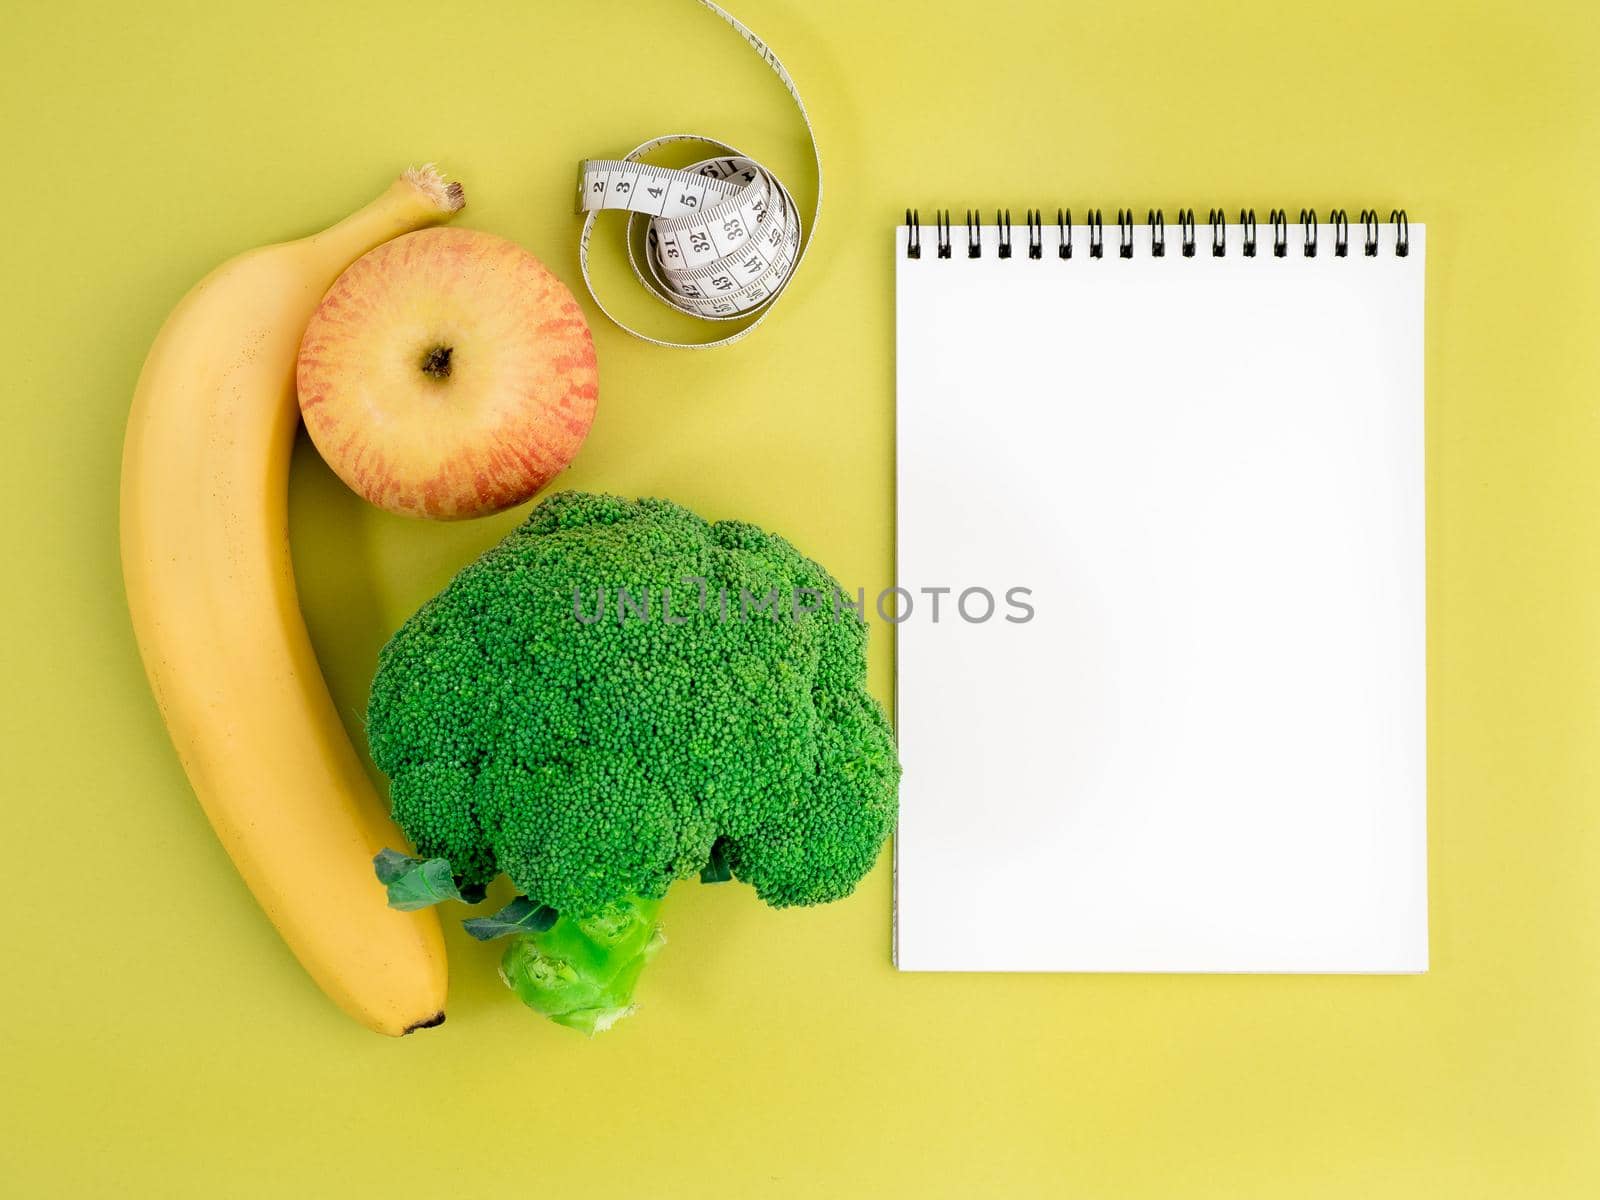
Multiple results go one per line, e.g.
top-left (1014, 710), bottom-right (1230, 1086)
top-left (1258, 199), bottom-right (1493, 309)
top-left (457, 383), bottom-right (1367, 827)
top-left (499, 896), bottom-right (665, 1035)
top-left (366, 492), bottom-right (901, 1034)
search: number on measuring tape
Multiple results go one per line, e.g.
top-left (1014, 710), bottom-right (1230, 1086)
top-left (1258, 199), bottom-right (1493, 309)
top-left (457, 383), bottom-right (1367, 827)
top-left (572, 0), bottom-right (823, 350)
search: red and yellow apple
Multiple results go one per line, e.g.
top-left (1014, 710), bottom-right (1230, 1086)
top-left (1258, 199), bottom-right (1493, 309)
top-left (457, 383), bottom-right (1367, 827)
top-left (296, 227), bottom-right (598, 519)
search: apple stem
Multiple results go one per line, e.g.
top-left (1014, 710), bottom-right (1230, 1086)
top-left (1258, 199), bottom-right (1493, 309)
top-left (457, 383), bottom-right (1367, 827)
top-left (420, 345), bottom-right (454, 380)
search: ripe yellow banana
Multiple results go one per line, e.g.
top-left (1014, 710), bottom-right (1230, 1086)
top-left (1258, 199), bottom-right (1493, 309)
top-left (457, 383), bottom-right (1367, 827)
top-left (121, 168), bottom-right (464, 1035)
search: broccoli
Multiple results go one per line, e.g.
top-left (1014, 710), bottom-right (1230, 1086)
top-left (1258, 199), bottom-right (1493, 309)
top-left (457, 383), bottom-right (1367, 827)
top-left (367, 491), bottom-right (900, 1033)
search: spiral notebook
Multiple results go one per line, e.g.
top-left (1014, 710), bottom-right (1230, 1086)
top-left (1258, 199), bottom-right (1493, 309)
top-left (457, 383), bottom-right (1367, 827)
top-left (894, 209), bottom-right (1427, 973)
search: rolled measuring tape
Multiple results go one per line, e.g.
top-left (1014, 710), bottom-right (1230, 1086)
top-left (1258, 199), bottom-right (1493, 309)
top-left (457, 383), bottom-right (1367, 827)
top-left (575, 0), bottom-right (822, 350)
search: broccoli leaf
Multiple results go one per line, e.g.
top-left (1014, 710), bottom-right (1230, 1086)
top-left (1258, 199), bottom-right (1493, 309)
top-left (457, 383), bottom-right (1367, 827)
top-left (462, 896), bottom-right (560, 941)
top-left (700, 839), bottom-right (733, 884)
top-left (373, 849), bottom-right (463, 911)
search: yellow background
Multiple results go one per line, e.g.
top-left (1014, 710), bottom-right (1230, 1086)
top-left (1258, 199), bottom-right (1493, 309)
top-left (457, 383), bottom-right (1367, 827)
top-left (4, 0), bottom-right (1598, 1194)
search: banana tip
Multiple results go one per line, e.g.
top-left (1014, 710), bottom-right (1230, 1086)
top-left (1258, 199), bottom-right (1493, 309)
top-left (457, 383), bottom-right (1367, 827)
top-left (402, 1011), bottom-right (447, 1035)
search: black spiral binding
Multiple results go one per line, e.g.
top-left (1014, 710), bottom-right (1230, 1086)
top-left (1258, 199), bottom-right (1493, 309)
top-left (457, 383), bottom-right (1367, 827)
top-left (1391, 209), bottom-right (1409, 257)
top-left (1300, 209), bottom-right (1318, 257)
top-left (907, 208), bottom-right (1412, 261)
top-left (1360, 210), bottom-right (1380, 256)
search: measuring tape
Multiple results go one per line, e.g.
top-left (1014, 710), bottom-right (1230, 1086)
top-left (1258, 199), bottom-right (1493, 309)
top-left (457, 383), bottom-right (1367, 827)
top-left (576, 0), bottom-right (822, 349)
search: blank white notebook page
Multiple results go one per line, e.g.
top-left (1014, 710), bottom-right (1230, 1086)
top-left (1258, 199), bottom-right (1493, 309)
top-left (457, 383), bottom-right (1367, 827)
top-left (894, 221), bottom-right (1426, 973)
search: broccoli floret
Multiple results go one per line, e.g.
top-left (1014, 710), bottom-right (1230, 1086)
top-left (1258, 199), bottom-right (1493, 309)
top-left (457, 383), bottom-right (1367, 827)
top-left (367, 491), bottom-right (900, 1031)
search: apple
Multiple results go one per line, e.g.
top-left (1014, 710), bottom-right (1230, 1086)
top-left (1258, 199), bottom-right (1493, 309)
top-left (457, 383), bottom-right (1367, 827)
top-left (296, 227), bottom-right (598, 519)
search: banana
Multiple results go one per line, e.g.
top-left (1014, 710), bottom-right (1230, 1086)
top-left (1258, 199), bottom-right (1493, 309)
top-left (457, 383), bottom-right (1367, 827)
top-left (121, 168), bottom-right (464, 1035)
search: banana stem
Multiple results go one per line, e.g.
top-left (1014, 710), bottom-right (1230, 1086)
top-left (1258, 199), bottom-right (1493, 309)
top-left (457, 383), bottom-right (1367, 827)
top-left (304, 165), bottom-right (465, 274)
